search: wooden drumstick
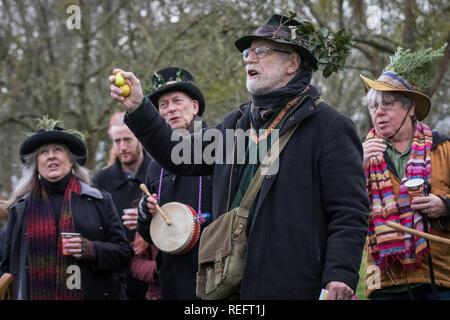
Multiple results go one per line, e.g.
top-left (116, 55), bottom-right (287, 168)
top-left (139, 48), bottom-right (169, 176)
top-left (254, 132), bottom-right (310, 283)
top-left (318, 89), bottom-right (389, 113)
top-left (140, 184), bottom-right (172, 226)
top-left (386, 221), bottom-right (450, 245)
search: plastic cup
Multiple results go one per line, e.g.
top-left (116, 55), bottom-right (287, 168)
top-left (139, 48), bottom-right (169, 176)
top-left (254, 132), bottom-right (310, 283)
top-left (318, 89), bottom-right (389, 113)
top-left (61, 232), bottom-right (81, 255)
top-left (404, 178), bottom-right (425, 202)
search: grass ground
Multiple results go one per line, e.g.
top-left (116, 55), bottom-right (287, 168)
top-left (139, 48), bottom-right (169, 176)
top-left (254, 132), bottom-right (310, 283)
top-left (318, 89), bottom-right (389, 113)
top-left (355, 250), bottom-right (368, 300)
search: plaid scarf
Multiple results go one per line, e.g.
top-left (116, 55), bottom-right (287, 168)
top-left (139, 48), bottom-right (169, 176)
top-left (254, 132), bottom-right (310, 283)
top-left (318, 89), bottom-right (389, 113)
top-left (26, 174), bottom-right (83, 300)
top-left (365, 122), bottom-right (432, 271)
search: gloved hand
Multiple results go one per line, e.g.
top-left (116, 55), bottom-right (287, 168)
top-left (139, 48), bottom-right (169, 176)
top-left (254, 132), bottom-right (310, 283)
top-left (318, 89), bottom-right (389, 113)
top-left (138, 195), bottom-right (151, 223)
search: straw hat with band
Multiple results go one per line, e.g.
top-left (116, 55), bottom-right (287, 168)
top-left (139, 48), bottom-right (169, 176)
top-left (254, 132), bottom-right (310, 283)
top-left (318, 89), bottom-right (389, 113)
top-left (234, 14), bottom-right (318, 71)
top-left (360, 45), bottom-right (447, 122)
top-left (20, 116), bottom-right (87, 165)
top-left (148, 67), bottom-right (206, 117)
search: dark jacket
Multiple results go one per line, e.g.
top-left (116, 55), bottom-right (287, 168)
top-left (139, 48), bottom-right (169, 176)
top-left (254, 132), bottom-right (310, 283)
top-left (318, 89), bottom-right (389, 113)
top-left (125, 91), bottom-right (370, 300)
top-left (137, 148), bottom-right (213, 300)
top-left (92, 151), bottom-right (152, 300)
top-left (92, 152), bottom-right (152, 242)
top-left (0, 225), bottom-right (6, 265)
top-left (0, 181), bottom-right (133, 300)
top-left (365, 131), bottom-right (450, 297)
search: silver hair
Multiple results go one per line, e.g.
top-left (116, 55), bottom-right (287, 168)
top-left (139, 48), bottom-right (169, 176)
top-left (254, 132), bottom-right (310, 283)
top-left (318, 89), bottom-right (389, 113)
top-left (1, 145), bottom-right (90, 209)
top-left (364, 89), bottom-right (413, 111)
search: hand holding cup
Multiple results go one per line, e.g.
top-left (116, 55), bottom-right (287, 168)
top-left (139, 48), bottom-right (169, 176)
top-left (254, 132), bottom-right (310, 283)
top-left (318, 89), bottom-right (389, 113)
top-left (61, 232), bottom-right (83, 259)
top-left (410, 193), bottom-right (448, 219)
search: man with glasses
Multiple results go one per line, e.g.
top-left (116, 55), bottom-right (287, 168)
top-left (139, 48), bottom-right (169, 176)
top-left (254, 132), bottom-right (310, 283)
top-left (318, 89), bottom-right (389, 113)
top-left (361, 46), bottom-right (450, 300)
top-left (109, 14), bottom-right (369, 300)
top-left (134, 67), bottom-right (213, 300)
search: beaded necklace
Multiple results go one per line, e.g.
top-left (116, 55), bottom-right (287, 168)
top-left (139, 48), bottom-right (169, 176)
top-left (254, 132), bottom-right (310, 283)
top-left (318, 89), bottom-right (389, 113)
top-left (158, 168), bottom-right (208, 223)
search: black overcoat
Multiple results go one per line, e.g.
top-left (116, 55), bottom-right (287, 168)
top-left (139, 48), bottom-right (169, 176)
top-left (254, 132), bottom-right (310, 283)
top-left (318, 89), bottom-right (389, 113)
top-left (92, 152), bottom-right (152, 300)
top-left (137, 159), bottom-right (213, 300)
top-left (125, 89), bottom-right (370, 299)
top-left (0, 182), bottom-right (133, 300)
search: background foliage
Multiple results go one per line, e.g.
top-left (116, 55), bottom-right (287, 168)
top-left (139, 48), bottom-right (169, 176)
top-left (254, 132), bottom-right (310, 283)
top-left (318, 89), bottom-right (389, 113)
top-left (1, 0), bottom-right (449, 221)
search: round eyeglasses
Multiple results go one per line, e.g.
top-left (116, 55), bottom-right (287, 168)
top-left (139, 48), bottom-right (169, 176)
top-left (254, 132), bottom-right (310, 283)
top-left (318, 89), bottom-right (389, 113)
top-left (242, 46), bottom-right (293, 61)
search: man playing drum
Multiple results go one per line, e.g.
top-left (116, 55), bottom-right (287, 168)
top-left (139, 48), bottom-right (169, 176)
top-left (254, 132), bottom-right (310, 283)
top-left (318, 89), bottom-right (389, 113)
top-left (134, 67), bottom-right (213, 300)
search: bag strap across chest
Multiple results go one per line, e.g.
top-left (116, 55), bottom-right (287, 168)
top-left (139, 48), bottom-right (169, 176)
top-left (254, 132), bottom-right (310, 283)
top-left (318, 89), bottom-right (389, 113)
top-left (238, 121), bottom-right (300, 213)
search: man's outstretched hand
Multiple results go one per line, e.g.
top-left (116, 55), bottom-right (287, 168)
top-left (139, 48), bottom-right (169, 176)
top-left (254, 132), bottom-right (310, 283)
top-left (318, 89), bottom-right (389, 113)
top-left (109, 69), bottom-right (144, 112)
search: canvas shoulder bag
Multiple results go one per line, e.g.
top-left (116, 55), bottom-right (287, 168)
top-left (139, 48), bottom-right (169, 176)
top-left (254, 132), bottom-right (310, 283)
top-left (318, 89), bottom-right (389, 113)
top-left (196, 122), bottom-right (300, 300)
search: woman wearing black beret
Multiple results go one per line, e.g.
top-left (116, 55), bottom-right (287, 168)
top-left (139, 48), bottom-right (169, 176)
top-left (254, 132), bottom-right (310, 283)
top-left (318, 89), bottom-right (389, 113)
top-left (0, 116), bottom-right (133, 300)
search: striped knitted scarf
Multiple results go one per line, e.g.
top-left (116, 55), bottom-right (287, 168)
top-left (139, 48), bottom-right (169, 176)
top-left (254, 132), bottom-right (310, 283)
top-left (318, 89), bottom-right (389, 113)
top-left (365, 122), bottom-right (432, 271)
top-left (26, 174), bottom-right (83, 300)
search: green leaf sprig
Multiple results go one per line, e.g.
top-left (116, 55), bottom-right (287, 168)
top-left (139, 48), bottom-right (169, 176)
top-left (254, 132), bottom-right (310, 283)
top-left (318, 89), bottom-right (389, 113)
top-left (150, 68), bottom-right (188, 93)
top-left (35, 115), bottom-right (64, 132)
top-left (284, 11), bottom-right (355, 78)
top-left (27, 115), bottom-right (85, 141)
top-left (383, 44), bottom-right (447, 92)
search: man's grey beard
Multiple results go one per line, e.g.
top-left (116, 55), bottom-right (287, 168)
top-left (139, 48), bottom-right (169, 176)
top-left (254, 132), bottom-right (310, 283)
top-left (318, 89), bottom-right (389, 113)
top-left (246, 72), bottom-right (288, 94)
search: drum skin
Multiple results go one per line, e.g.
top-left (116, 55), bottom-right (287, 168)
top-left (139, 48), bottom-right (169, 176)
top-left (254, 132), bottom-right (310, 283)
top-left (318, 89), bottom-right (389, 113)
top-left (150, 202), bottom-right (200, 254)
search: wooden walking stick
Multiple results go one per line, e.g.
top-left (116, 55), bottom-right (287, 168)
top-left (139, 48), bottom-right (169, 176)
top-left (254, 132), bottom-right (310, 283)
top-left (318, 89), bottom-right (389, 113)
top-left (386, 221), bottom-right (450, 245)
top-left (140, 183), bottom-right (172, 226)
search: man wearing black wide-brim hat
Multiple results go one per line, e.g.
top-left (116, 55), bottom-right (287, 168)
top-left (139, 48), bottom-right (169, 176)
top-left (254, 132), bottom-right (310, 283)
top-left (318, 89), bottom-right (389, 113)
top-left (110, 13), bottom-right (369, 300)
top-left (129, 67), bottom-right (214, 300)
top-left (147, 67), bottom-right (206, 121)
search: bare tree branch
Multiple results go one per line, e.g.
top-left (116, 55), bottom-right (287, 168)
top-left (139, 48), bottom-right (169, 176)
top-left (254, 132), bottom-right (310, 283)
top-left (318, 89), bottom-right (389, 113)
top-left (354, 36), bottom-right (396, 54)
top-left (425, 31), bottom-right (450, 97)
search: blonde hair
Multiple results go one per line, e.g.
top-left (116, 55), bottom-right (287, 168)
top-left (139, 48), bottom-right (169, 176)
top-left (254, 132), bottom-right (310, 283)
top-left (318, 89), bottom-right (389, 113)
top-left (108, 112), bottom-right (126, 138)
top-left (105, 112), bottom-right (125, 166)
top-left (106, 146), bottom-right (118, 167)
